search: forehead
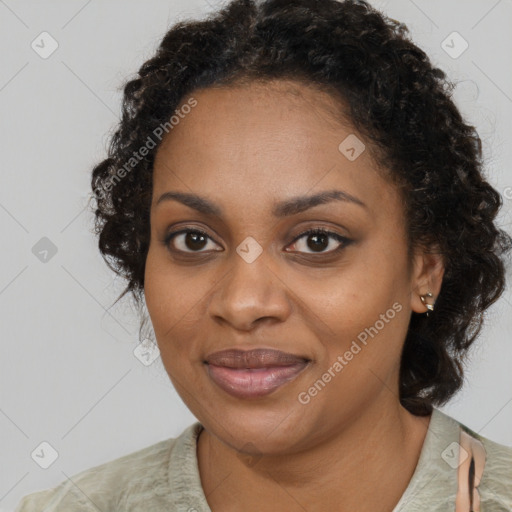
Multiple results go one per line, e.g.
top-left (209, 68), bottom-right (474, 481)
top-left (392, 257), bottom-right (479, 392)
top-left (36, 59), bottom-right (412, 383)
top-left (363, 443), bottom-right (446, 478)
top-left (152, 79), bottom-right (399, 216)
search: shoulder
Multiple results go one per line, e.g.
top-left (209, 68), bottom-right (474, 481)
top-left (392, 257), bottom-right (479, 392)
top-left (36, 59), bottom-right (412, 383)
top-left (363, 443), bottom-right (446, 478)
top-left (434, 408), bottom-right (512, 509)
top-left (458, 418), bottom-right (512, 499)
top-left (14, 424), bottom-right (198, 512)
top-left (392, 408), bottom-right (512, 512)
top-left (440, 408), bottom-right (512, 474)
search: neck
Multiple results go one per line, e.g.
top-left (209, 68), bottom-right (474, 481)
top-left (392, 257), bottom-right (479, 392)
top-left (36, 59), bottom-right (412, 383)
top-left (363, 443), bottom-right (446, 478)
top-left (197, 394), bottom-right (432, 512)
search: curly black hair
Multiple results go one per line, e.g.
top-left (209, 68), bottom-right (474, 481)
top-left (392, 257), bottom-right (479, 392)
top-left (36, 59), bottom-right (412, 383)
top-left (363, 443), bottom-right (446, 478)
top-left (90, 0), bottom-right (512, 416)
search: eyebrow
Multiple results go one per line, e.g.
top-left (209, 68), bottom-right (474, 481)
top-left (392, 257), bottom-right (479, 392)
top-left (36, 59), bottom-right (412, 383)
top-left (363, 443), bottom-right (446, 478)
top-left (155, 189), bottom-right (367, 217)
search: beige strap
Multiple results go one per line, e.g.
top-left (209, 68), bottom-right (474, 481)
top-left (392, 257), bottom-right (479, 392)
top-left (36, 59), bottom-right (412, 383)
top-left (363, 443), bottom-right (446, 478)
top-left (455, 427), bottom-right (487, 511)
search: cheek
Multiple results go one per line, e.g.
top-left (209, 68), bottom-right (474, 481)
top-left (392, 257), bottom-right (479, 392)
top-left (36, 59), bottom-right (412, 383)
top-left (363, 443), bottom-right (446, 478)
top-left (288, 252), bottom-right (410, 372)
top-left (299, 277), bottom-right (409, 412)
top-left (310, 285), bottom-right (408, 365)
top-left (144, 248), bottom-right (214, 360)
top-left (144, 250), bottom-right (191, 340)
top-left (286, 255), bottom-right (406, 331)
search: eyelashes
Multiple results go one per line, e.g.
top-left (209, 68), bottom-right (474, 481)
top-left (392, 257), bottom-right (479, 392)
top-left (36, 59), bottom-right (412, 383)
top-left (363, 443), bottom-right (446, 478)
top-left (287, 227), bottom-right (350, 255)
top-left (163, 227), bottom-right (352, 257)
top-left (164, 228), bottom-right (219, 254)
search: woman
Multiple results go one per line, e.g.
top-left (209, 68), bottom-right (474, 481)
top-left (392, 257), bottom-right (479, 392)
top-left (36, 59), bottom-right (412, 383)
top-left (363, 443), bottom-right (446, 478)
top-left (15, 0), bottom-right (512, 510)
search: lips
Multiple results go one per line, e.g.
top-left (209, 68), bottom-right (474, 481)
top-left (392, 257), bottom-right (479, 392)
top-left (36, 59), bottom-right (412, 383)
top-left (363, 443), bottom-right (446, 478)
top-left (205, 348), bottom-right (310, 368)
top-left (204, 348), bottom-right (311, 399)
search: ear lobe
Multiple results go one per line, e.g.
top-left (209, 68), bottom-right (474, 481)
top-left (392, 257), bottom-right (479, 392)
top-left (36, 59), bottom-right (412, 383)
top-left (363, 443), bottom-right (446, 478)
top-left (410, 245), bottom-right (445, 314)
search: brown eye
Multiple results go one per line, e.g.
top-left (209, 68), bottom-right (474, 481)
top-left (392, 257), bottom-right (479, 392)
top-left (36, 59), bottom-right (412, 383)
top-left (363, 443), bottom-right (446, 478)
top-left (287, 228), bottom-right (351, 255)
top-left (164, 229), bottom-right (221, 253)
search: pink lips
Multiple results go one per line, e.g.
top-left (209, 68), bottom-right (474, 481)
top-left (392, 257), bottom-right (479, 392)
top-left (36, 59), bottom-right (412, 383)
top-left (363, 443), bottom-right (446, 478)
top-left (204, 348), bottom-right (310, 399)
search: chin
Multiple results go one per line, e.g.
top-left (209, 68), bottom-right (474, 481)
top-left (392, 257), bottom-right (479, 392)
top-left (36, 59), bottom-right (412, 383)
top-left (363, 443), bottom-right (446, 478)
top-left (199, 398), bottom-right (313, 452)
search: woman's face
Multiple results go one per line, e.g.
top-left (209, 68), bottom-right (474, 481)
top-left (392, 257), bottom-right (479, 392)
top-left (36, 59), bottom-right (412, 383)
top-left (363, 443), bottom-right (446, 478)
top-left (144, 80), bottom-right (442, 454)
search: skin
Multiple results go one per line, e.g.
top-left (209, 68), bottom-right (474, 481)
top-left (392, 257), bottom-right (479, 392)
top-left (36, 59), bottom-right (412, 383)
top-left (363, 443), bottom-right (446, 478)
top-left (144, 79), bottom-right (445, 512)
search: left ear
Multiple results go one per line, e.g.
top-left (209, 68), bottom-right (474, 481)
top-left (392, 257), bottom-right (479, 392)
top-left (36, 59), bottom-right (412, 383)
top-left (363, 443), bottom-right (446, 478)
top-left (409, 244), bottom-right (445, 314)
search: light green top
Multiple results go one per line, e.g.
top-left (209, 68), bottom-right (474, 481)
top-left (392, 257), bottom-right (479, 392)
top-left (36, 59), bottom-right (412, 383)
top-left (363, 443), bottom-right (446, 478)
top-left (14, 408), bottom-right (512, 511)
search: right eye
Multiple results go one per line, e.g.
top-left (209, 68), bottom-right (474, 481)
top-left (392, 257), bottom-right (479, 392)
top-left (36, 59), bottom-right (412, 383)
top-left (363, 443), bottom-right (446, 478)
top-left (163, 228), bottom-right (223, 254)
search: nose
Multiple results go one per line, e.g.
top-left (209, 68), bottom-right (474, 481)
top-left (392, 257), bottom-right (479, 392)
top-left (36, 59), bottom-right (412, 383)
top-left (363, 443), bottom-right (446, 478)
top-left (208, 248), bottom-right (292, 331)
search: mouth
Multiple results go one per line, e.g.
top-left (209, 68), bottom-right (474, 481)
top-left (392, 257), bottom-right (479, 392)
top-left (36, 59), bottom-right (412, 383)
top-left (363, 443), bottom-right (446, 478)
top-left (204, 348), bottom-right (311, 399)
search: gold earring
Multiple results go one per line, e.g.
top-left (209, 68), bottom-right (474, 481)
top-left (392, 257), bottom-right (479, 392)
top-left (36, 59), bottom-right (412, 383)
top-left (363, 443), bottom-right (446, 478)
top-left (420, 292), bottom-right (435, 316)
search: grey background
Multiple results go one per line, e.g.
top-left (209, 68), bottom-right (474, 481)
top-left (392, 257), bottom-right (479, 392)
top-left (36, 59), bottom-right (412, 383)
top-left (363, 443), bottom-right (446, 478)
top-left (1, 0), bottom-right (511, 509)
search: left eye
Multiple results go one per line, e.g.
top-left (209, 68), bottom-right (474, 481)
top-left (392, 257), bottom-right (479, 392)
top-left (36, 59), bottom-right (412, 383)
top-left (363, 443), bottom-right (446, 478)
top-left (287, 228), bottom-right (350, 254)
